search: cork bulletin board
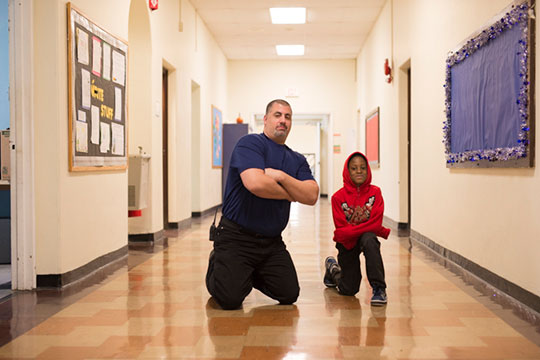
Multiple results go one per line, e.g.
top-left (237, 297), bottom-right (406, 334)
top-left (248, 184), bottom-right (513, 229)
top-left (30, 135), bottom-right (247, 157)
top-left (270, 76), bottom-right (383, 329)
top-left (67, 3), bottom-right (128, 171)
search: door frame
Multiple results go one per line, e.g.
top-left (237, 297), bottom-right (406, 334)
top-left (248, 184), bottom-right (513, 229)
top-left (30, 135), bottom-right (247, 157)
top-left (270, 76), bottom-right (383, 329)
top-left (162, 68), bottom-right (169, 228)
top-left (9, 0), bottom-right (36, 289)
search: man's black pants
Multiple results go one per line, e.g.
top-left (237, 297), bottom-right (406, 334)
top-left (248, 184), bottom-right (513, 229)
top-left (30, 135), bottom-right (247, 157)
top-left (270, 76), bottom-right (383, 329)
top-left (205, 217), bottom-right (300, 310)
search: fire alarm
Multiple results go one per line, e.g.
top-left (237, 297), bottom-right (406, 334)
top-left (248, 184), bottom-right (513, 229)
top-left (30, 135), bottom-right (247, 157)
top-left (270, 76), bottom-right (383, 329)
top-left (384, 58), bottom-right (392, 83)
top-left (149, 0), bottom-right (158, 11)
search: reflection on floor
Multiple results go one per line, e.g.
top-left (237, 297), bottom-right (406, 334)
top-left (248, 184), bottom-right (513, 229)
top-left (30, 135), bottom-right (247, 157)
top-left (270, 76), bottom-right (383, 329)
top-left (0, 199), bottom-right (538, 359)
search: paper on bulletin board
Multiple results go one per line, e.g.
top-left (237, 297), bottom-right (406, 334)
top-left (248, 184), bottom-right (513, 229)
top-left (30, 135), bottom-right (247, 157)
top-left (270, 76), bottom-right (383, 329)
top-left (90, 105), bottom-right (100, 144)
top-left (81, 68), bottom-right (91, 109)
top-left (77, 110), bottom-right (86, 122)
top-left (76, 121), bottom-right (88, 153)
top-left (92, 36), bottom-right (102, 77)
top-left (114, 87), bottom-right (122, 121)
top-left (76, 28), bottom-right (89, 65)
top-left (102, 42), bottom-right (111, 81)
top-left (100, 122), bottom-right (110, 153)
top-left (112, 50), bottom-right (125, 86)
top-left (111, 123), bottom-right (124, 155)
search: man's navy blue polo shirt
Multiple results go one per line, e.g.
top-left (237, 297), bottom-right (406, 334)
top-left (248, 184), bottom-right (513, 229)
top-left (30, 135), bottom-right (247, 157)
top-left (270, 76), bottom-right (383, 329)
top-left (222, 133), bottom-right (314, 237)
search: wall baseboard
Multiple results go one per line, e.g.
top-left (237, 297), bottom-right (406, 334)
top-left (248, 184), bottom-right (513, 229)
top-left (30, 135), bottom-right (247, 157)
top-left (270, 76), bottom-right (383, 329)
top-left (383, 215), bottom-right (540, 324)
top-left (37, 215), bottom-right (192, 288)
top-left (409, 228), bottom-right (540, 321)
top-left (128, 229), bottom-right (165, 243)
top-left (167, 217), bottom-right (192, 230)
top-left (192, 204), bottom-right (221, 218)
top-left (383, 216), bottom-right (410, 237)
top-left (37, 245), bottom-right (128, 288)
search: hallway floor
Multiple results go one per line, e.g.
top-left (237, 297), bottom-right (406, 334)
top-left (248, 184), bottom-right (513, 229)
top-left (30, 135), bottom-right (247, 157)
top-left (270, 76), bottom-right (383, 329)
top-left (0, 199), bottom-right (539, 359)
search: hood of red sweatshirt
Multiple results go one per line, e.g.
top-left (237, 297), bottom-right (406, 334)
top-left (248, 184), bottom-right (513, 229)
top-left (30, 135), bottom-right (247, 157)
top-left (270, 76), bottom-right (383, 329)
top-left (342, 151), bottom-right (372, 193)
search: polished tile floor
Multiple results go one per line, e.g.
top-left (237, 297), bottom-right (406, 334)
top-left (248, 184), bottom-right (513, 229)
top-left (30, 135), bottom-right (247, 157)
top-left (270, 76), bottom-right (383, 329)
top-left (0, 199), bottom-right (539, 359)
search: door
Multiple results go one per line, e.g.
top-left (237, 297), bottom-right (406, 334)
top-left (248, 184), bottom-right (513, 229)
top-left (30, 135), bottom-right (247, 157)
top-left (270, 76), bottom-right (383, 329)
top-left (162, 68), bottom-right (169, 228)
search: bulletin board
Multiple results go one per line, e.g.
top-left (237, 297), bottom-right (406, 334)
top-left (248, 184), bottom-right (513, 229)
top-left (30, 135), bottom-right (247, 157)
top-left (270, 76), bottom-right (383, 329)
top-left (212, 105), bottom-right (223, 168)
top-left (67, 3), bottom-right (128, 171)
top-left (444, 0), bottom-right (535, 168)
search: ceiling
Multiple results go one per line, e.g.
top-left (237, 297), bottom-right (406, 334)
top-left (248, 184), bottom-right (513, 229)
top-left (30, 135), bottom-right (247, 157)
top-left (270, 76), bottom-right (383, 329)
top-left (189, 0), bottom-right (386, 60)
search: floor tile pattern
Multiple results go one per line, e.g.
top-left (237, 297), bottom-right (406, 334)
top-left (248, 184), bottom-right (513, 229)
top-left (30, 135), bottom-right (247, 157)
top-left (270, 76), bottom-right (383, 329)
top-left (0, 200), bottom-right (539, 359)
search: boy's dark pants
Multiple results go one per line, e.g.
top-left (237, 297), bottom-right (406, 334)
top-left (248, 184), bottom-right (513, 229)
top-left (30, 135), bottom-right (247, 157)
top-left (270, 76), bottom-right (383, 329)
top-left (335, 232), bottom-right (386, 296)
top-left (206, 218), bottom-right (300, 310)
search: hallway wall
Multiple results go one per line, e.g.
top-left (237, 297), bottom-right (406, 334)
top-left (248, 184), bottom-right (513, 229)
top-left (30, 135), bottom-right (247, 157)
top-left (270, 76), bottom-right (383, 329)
top-left (32, 0), bottom-right (228, 275)
top-left (33, 0), bottom-right (131, 275)
top-left (127, 0), bottom-right (227, 235)
top-left (356, 0), bottom-right (540, 298)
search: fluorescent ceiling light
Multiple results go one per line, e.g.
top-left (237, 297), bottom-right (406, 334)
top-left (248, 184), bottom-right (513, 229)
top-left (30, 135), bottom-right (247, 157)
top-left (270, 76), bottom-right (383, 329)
top-left (270, 7), bottom-right (306, 24)
top-left (276, 45), bottom-right (305, 56)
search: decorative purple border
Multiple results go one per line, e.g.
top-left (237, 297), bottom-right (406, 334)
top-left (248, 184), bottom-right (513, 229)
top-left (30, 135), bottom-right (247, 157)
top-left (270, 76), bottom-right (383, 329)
top-left (443, 1), bottom-right (531, 164)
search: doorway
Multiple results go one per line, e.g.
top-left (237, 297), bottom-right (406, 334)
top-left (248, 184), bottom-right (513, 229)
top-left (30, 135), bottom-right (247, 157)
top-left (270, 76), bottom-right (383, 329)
top-left (407, 67), bottom-right (411, 228)
top-left (398, 60), bottom-right (412, 236)
top-left (0, 0), bottom-right (10, 295)
top-left (253, 113), bottom-right (329, 195)
top-left (8, 0), bottom-right (36, 290)
top-left (162, 68), bottom-right (169, 229)
top-left (191, 81), bottom-right (201, 214)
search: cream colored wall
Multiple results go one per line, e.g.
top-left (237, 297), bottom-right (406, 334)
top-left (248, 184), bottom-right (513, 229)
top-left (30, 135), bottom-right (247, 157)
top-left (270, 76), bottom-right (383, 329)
top-left (127, 0), bottom-right (152, 235)
top-left (128, 0), bottom-right (227, 233)
top-left (357, 0), bottom-right (540, 297)
top-left (356, 1), bottom-right (397, 221)
top-left (286, 123), bottom-right (319, 155)
top-left (34, 0), bottom-right (130, 274)
top-left (227, 60), bottom-right (356, 196)
top-left (33, 0), bottom-right (228, 275)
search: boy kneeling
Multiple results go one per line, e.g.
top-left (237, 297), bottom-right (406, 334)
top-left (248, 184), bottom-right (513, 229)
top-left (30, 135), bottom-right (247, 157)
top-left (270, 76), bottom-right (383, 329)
top-left (324, 152), bottom-right (390, 306)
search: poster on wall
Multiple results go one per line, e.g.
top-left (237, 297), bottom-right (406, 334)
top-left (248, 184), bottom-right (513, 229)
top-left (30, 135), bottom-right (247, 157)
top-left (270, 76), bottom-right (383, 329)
top-left (212, 105), bottom-right (223, 168)
top-left (67, 3), bottom-right (128, 171)
top-left (365, 107), bottom-right (380, 168)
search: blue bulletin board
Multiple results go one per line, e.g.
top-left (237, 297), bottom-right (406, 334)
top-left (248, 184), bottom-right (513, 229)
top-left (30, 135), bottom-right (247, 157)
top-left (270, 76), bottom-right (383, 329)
top-left (444, 0), bottom-right (535, 168)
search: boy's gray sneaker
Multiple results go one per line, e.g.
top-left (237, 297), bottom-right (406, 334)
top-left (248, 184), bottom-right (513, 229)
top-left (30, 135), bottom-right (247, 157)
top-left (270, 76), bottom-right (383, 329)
top-left (370, 287), bottom-right (387, 306)
top-left (323, 256), bottom-right (340, 287)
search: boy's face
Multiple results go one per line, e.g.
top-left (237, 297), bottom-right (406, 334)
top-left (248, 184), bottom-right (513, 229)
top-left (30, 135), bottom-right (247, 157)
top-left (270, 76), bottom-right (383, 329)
top-left (348, 156), bottom-right (367, 186)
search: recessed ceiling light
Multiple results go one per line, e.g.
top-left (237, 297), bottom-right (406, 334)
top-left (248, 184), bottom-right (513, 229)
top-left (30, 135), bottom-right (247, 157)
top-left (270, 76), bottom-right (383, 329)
top-left (270, 7), bottom-right (306, 24)
top-left (276, 45), bottom-right (305, 56)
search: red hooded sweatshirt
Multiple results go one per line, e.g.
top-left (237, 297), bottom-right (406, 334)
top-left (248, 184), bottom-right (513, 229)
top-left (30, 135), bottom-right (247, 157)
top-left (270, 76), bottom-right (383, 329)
top-left (331, 152), bottom-right (391, 250)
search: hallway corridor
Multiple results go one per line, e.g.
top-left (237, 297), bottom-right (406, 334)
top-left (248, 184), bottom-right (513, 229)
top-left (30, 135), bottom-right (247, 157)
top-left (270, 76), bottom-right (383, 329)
top-left (0, 200), bottom-right (539, 359)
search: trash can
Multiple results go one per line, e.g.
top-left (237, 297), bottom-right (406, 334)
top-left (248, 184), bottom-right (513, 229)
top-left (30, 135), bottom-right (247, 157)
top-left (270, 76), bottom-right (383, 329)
top-left (128, 153), bottom-right (150, 217)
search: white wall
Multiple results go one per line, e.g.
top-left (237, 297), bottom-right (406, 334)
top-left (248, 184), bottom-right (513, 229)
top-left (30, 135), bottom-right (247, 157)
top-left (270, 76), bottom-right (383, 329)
top-left (356, 1), bottom-right (396, 221)
top-left (127, 0), bottom-right (227, 233)
top-left (32, 0), bottom-right (228, 275)
top-left (357, 0), bottom-right (540, 297)
top-left (227, 60), bottom-right (356, 196)
top-left (34, 0), bottom-right (131, 274)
